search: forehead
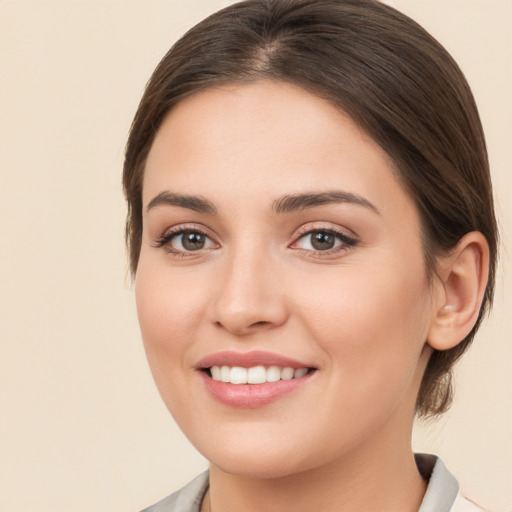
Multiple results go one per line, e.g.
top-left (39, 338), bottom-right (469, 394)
top-left (143, 81), bottom-right (415, 221)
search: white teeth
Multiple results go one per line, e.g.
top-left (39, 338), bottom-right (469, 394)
top-left (267, 366), bottom-right (281, 382)
top-left (281, 367), bottom-right (295, 380)
top-left (247, 366), bottom-right (266, 384)
top-left (209, 365), bottom-right (310, 384)
top-left (230, 366), bottom-right (248, 384)
top-left (294, 368), bottom-right (308, 378)
top-left (211, 366), bottom-right (221, 380)
top-left (220, 366), bottom-right (231, 382)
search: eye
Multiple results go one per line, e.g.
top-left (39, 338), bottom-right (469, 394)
top-left (292, 228), bottom-right (357, 253)
top-left (154, 228), bottom-right (217, 254)
top-left (174, 230), bottom-right (211, 251)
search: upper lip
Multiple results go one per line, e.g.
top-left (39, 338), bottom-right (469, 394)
top-left (196, 350), bottom-right (315, 370)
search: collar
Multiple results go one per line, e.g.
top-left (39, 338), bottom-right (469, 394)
top-left (416, 453), bottom-right (460, 512)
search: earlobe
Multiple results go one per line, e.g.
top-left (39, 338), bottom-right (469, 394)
top-left (427, 232), bottom-right (490, 351)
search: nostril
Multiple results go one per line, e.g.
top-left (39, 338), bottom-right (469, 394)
top-left (250, 321), bottom-right (270, 328)
top-left (213, 319), bottom-right (272, 334)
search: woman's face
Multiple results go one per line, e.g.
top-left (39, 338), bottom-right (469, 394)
top-left (136, 82), bottom-right (438, 478)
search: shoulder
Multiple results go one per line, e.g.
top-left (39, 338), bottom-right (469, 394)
top-left (140, 472), bottom-right (209, 512)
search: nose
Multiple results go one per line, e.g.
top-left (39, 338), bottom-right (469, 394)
top-left (208, 246), bottom-right (288, 336)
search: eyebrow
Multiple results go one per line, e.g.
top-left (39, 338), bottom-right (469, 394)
top-left (272, 191), bottom-right (380, 215)
top-left (146, 190), bottom-right (379, 216)
top-left (146, 192), bottom-right (218, 214)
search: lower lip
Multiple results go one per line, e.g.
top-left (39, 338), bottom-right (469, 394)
top-left (200, 371), bottom-right (314, 408)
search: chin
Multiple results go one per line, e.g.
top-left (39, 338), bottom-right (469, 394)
top-left (200, 432), bottom-right (342, 482)
top-left (188, 428), bottom-right (313, 479)
top-left (210, 452), bottom-right (309, 480)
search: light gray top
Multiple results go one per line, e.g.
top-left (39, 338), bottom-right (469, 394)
top-left (141, 454), bottom-right (484, 512)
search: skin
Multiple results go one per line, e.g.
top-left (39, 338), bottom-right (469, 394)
top-left (136, 81), bottom-right (451, 512)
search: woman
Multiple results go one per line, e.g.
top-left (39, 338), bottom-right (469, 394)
top-left (123, 1), bottom-right (498, 511)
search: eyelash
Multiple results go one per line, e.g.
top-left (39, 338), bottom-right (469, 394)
top-left (152, 225), bottom-right (358, 257)
top-left (152, 225), bottom-right (218, 257)
top-left (290, 227), bottom-right (358, 256)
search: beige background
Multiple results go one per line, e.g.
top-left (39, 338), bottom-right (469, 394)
top-left (0, 1), bottom-right (510, 511)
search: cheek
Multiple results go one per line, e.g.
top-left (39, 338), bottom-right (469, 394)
top-left (293, 259), bottom-right (432, 398)
top-left (136, 256), bottom-right (206, 333)
top-left (299, 263), bottom-right (429, 334)
top-left (134, 261), bottom-right (205, 390)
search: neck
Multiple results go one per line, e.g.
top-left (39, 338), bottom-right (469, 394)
top-left (205, 421), bottom-right (426, 512)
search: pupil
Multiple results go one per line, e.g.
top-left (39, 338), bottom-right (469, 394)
top-left (311, 232), bottom-right (335, 250)
top-left (182, 231), bottom-right (205, 250)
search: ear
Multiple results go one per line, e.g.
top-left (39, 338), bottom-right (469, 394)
top-left (427, 232), bottom-right (490, 351)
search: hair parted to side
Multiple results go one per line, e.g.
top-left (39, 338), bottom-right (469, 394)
top-left (123, 0), bottom-right (498, 417)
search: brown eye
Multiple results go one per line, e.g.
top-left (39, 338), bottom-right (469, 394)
top-left (299, 230), bottom-right (339, 251)
top-left (310, 231), bottom-right (336, 250)
top-left (154, 227), bottom-right (218, 255)
top-left (292, 228), bottom-right (357, 254)
top-left (179, 231), bottom-right (207, 251)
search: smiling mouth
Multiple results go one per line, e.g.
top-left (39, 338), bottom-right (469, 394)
top-left (198, 353), bottom-right (317, 407)
top-left (205, 365), bottom-right (315, 384)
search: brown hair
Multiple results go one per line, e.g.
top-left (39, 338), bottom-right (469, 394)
top-left (123, 0), bottom-right (498, 417)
